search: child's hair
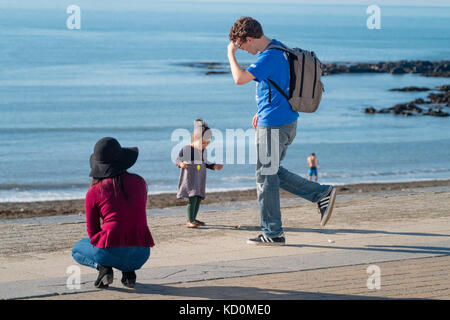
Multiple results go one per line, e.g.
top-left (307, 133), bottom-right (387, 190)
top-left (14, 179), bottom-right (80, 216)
top-left (193, 119), bottom-right (212, 141)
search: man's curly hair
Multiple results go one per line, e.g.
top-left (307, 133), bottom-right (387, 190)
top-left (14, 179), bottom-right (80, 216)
top-left (228, 17), bottom-right (264, 43)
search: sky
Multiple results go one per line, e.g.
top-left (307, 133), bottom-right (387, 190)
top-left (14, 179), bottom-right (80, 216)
top-left (0, 0), bottom-right (449, 9)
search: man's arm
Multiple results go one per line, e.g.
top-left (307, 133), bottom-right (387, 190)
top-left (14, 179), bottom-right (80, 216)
top-left (227, 42), bottom-right (255, 85)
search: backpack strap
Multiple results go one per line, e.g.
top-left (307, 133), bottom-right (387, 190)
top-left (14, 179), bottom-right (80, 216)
top-left (265, 42), bottom-right (299, 56)
top-left (267, 79), bottom-right (289, 101)
top-left (265, 42), bottom-right (295, 103)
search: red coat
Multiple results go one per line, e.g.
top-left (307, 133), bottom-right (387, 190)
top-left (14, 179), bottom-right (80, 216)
top-left (85, 173), bottom-right (155, 249)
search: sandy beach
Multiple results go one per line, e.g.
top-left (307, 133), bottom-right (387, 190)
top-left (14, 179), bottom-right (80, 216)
top-left (1, 179), bottom-right (450, 220)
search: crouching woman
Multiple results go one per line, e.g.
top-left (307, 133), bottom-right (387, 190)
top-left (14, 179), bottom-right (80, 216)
top-left (72, 137), bottom-right (155, 288)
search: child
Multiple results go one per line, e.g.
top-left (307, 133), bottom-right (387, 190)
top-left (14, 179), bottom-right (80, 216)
top-left (176, 119), bottom-right (223, 228)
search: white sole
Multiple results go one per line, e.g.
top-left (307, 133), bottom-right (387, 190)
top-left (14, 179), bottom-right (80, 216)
top-left (321, 188), bottom-right (337, 226)
top-left (246, 240), bottom-right (285, 246)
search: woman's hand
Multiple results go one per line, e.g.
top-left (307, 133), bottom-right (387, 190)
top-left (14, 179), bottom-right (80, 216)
top-left (213, 164), bottom-right (224, 170)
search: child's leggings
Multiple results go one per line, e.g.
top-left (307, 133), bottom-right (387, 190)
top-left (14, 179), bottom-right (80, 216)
top-left (187, 196), bottom-right (202, 222)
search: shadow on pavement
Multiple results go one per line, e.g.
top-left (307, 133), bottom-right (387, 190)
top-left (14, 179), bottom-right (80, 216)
top-left (102, 283), bottom-right (393, 300)
top-left (285, 243), bottom-right (450, 255)
top-left (202, 224), bottom-right (450, 239)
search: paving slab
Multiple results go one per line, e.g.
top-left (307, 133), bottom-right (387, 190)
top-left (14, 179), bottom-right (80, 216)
top-left (1, 186), bottom-right (449, 300)
top-left (2, 238), bottom-right (449, 300)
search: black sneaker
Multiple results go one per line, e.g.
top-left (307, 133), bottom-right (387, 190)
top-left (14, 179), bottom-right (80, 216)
top-left (94, 265), bottom-right (114, 288)
top-left (121, 271), bottom-right (137, 288)
top-left (317, 187), bottom-right (337, 226)
top-left (247, 234), bottom-right (286, 246)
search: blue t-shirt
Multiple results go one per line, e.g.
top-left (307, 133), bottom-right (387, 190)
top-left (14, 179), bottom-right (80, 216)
top-left (247, 39), bottom-right (298, 127)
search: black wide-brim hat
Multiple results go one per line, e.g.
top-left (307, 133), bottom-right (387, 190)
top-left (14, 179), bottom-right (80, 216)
top-left (89, 137), bottom-right (139, 179)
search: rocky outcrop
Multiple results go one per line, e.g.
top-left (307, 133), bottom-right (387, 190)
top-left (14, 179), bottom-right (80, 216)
top-left (322, 60), bottom-right (450, 77)
top-left (178, 60), bottom-right (450, 78)
top-left (365, 85), bottom-right (450, 117)
top-left (389, 87), bottom-right (430, 92)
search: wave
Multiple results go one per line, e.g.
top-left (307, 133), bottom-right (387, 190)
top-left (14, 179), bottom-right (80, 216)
top-left (1, 168), bottom-right (449, 192)
top-left (2, 177), bottom-right (450, 203)
top-left (220, 176), bottom-right (255, 182)
top-left (0, 125), bottom-right (177, 134)
top-left (0, 183), bottom-right (89, 191)
top-left (1, 167), bottom-right (450, 202)
top-left (319, 168), bottom-right (450, 179)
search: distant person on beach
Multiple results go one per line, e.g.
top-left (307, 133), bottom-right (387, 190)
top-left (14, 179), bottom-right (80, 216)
top-left (72, 137), bottom-right (154, 288)
top-left (227, 17), bottom-right (337, 245)
top-left (307, 153), bottom-right (320, 182)
top-left (176, 119), bottom-right (223, 228)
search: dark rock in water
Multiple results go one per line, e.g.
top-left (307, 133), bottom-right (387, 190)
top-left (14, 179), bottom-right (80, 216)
top-left (390, 86), bottom-right (430, 92)
top-left (365, 82), bottom-right (450, 118)
top-left (348, 64), bottom-right (379, 73)
top-left (368, 102), bottom-right (449, 117)
top-left (423, 71), bottom-right (450, 77)
top-left (428, 91), bottom-right (450, 106)
top-left (437, 85), bottom-right (450, 92)
top-left (383, 102), bottom-right (423, 115)
top-left (391, 67), bottom-right (406, 74)
top-left (427, 85), bottom-right (450, 106)
top-left (323, 60), bottom-right (450, 77)
top-left (205, 71), bottom-right (229, 75)
top-left (424, 107), bottom-right (449, 117)
top-left (322, 64), bottom-right (349, 75)
top-left (412, 98), bottom-right (427, 104)
top-left (365, 99), bottom-right (450, 117)
top-left (180, 60), bottom-right (450, 78)
top-left (388, 84), bottom-right (450, 110)
top-left (364, 107), bottom-right (377, 114)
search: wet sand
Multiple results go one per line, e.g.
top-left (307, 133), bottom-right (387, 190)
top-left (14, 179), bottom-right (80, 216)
top-left (1, 179), bottom-right (449, 220)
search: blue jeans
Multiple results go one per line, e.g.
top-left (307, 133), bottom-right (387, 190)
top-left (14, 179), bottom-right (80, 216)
top-left (72, 238), bottom-right (150, 272)
top-left (256, 120), bottom-right (331, 238)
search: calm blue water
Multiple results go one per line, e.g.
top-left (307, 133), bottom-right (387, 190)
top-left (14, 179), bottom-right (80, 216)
top-left (0, 1), bottom-right (449, 202)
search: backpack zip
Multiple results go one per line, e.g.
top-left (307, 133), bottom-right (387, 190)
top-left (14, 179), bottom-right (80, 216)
top-left (312, 57), bottom-right (317, 99)
top-left (299, 53), bottom-right (305, 97)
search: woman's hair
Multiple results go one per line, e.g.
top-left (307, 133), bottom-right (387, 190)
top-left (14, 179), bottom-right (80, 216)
top-left (90, 172), bottom-right (129, 202)
top-left (193, 118), bottom-right (212, 141)
top-left (229, 17), bottom-right (263, 43)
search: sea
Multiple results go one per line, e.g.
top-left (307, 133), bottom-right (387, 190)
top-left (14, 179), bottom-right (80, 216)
top-left (0, 1), bottom-right (449, 202)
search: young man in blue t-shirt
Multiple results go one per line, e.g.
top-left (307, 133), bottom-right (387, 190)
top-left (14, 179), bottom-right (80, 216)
top-left (227, 17), bottom-right (337, 246)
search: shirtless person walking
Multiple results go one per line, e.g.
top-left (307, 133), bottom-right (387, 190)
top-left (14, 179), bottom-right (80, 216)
top-left (307, 153), bottom-right (320, 182)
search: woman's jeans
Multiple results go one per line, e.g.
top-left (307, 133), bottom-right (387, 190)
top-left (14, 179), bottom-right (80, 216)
top-left (256, 120), bottom-right (331, 238)
top-left (72, 238), bottom-right (150, 272)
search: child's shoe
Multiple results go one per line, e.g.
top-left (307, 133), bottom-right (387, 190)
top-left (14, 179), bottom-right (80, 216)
top-left (194, 220), bottom-right (206, 226)
top-left (186, 221), bottom-right (200, 228)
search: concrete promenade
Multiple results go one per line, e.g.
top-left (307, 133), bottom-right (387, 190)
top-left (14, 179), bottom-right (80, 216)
top-left (1, 185), bottom-right (450, 300)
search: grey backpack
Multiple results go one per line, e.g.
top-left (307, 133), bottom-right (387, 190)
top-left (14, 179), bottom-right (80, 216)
top-left (266, 42), bottom-right (324, 113)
